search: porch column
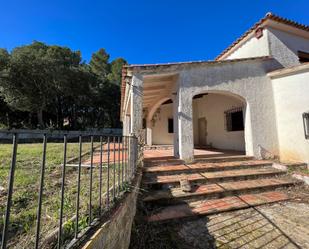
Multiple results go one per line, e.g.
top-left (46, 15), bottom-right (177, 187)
top-left (130, 74), bottom-right (143, 137)
top-left (146, 119), bottom-right (152, 146)
top-left (123, 114), bottom-right (131, 136)
top-left (173, 88), bottom-right (194, 161)
top-left (172, 95), bottom-right (179, 157)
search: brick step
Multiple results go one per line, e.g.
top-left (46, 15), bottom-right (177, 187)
top-left (147, 191), bottom-right (289, 222)
top-left (144, 158), bottom-right (184, 167)
top-left (143, 168), bottom-right (286, 187)
top-left (194, 155), bottom-right (254, 163)
top-left (143, 178), bottom-right (299, 203)
top-left (143, 160), bottom-right (273, 175)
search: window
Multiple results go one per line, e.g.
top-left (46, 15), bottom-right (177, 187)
top-left (303, 112), bottom-right (309, 139)
top-left (168, 118), bottom-right (174, 133)
top-left (298, 51), bottom-right (309, 63)
top-left (142, 118), bottom-right (146, 129)
top-left (225, 108), bottom-right (244, 132)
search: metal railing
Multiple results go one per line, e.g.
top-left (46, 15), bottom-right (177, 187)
top-left (0, 130), bottom-right (138, 249)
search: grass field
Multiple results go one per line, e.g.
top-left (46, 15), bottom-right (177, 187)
top-left (0, 141), bottom-right (125, 248)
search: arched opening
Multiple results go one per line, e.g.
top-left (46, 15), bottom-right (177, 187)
top-left (192, 91), bottom-right (247, 153)
top-left (147, 98), bottom-right (174, 146)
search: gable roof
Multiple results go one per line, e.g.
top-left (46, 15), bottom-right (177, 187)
top-left (215, 12), bottom-right (309, 61)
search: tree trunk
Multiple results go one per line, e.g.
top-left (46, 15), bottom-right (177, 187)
top-left (37, 109), bottom-right (44, 128)
top-left (56, 97), bottom-right (63, 129)
top-left (28, 113), bottom-right (32, 128)
top-left (6, 112), bottom-right (10, 128)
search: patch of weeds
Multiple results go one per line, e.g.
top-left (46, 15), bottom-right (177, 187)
top-left (12, 190), bottom-right (36, 211)
top-left (62, 219), bottom-right (75, 244)
top-left (120, 182), bottom-right (132, 193)
top-left (129, 201), bottom-right (191, 249)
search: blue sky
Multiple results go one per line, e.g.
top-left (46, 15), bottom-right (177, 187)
top-left (1, 0), bottom-right (308, 64)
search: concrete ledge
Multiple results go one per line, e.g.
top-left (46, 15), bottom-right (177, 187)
top-left (272, 163), bottom-right (309, 185)
top-left (292, 173), bottom-right (309, 185)
top-left (82, 171), bottom-right (142, 249)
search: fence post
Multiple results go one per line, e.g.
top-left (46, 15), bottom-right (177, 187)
top-left (57, 134), bottom-right (67, 248)
top-left (34, 134), bottom-right (47, 249)
top-left (1, 133), bottom-right (18, 249)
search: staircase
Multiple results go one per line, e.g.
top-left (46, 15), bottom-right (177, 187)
top-left (142, 155), bottom-right (301, 222)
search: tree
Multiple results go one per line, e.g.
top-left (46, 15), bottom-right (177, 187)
top-left (108, 58), bottom-right (127, 85)
top-left (89, 48), bottom-right (110, 79)
top-left (89, 50), bottom-right (126, 128)
top-left (0, 43), bottom-right (126, 129)
top-left (0, 42), bottom-right (88, 128)
top-left (0, 42), bottom-right (51, 127)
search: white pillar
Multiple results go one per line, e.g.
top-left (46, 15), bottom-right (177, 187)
top-left (173, 89), bottom-right (194, 161)
top-left (130, 74), bottom-right (143, 137)
top-left (172, 95), bottom-right (179, 157)
top-left (123, 115), bottom-right (131, 136)
top-left (146, 119), bottom-right (152, 146)
top-left (244, 104), bottom-right (254, 156)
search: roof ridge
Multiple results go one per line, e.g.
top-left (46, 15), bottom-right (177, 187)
top-left (215, 12), bottom-right (309, 61)
top-left (124, 56), bottom-right (272, 68)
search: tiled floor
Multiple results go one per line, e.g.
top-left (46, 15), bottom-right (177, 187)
top-left (144, 147), bottom-right (245, 159)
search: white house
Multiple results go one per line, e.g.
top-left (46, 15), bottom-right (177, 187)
top-left (120, 13), bottom-right (309, 164)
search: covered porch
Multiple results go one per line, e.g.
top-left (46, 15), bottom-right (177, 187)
top-left (121, 57), bottom-right (281, 162)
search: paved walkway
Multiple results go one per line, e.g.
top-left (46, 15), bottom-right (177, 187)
top-left (179, 202), bottom-right (309, 248)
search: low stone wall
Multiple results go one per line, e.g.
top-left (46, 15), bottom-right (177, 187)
top-left (82, 171), bottom-right (142, 249)
top-left (0, 128), bottom-right (122, 141)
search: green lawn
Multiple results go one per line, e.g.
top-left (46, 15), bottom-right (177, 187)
top-left (0, 142), bottom-right (126, 248)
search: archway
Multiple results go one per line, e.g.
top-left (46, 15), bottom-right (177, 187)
top-left (146, 98), bottom-right (174, 146)
top-left (192, 91), bottom-right (248, 153)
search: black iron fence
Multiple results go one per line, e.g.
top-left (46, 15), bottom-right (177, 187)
top-left (0, 130), bottom-right (138, 249)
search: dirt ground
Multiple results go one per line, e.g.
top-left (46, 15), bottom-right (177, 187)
top-left (130, 184), bottom-right (309, 249)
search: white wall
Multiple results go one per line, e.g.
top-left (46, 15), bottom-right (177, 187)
top-left (193, 94), bottom-right (245, 151)
top-left (152, 103), bottom-right (174, 145)
top-left (268, 27), bottom-right (309, 68)
top-left (225, 30), bottom-right (270, 60)
top-left (175, 58), bottom-right (281, 160)
top-left (223, 27), bottom-right (309, 68)
top-left (272, 70), bottom-right (309, 163)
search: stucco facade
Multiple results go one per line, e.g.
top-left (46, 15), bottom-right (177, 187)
top-left (225, 29), bottom-right (270, 60)
top-left (152, 102), bottom-right (174, 145)
top-left (121, 13), bottom-right (309, 163)
top-left (270, 65), bottom-right (309, 163)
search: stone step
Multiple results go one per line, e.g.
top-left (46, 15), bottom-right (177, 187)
top-left (143, 178), bottom-right (299, 203)
top-left (147, 191), bottom-right (289, 222)
top-left (283, 162), bottom-right (308, 170)
top-left (143, 160), bottom-right (273, 175)
top-left (194, 155), bottom-right (254, 163)
top-left (143, 168), bottom-right (286, 187)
